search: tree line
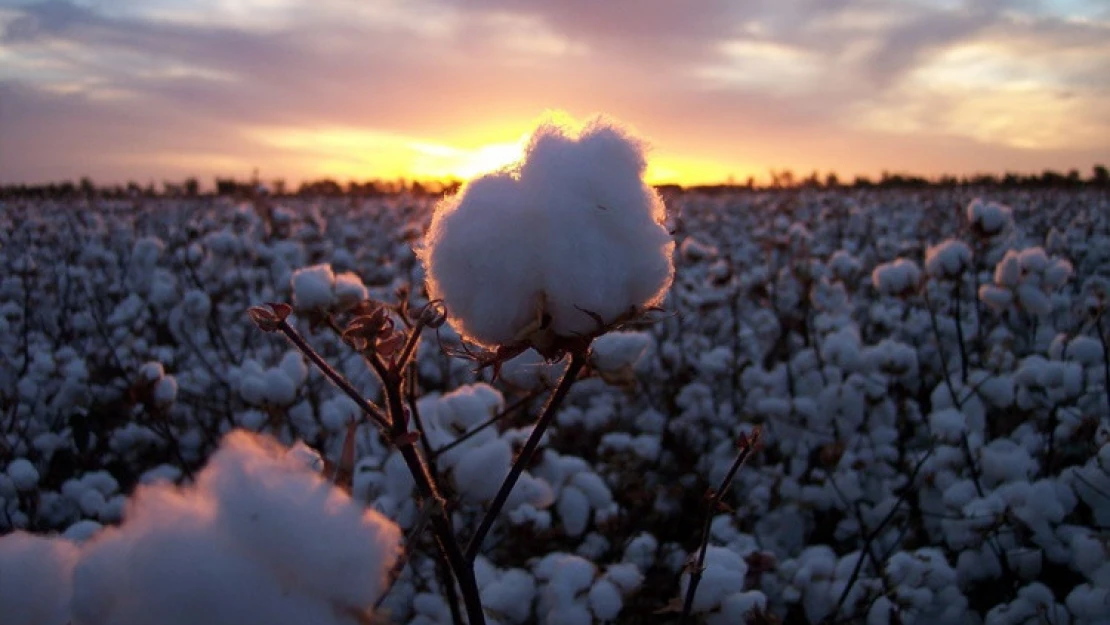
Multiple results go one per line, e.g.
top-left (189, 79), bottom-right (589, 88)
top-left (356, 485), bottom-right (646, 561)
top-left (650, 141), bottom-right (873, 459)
top-left (2, 165), bottom-right (1107, 200)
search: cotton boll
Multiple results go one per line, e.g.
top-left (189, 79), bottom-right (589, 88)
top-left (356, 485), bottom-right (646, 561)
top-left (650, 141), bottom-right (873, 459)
top-left (290, 264), bottom-right (336, 311)
top-left (680, 546), bottom-right (748, 613)
top-left (557, 485), bottom-right (591, 537)
top-left (278, 352), bottom-right (309, 388)
top-left (195, 431), bottom-right (403, 611)
top-left (929, 408), bottom-right (967, 443)
top-left (421, 173), bottom-right (545, 347)
top-left (138, 361), bottom-right (165, 383)
top-left (925, 239), bottom-right (973, 279)
top-left (967, 199), bottom-right (1013, 237)
top-left (481, 567), bottom-right (536, 624)
top-left (0, 531), bottom-right (79, 625)
top-left (872, 258), bottom-right (921, 296)
top-left (453, 437), bottom-right (512, 502)
top-left (420, 115), bottom-right (674, 349)
top-left (261, 368), bottom-right (298, 406)
top-left (7, 457), bottom-right (40, 491)
top-left (333, 271), bottom-right (368, 310)
top-left (152, 375), bottom-right (177, 405)
top-left (590, 331), bottom-right (653, 373)
top-left (587, 578), bottom-right (623, 621)
top-left (711, 591), bottom-right (768, 625)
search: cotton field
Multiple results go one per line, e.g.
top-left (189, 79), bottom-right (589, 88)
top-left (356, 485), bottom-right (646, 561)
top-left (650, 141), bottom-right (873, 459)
top-left (1, 186), bottom-right (1109, 624)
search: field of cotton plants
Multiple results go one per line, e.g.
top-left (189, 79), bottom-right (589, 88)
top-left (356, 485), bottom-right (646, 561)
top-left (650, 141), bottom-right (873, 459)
top-left (2, 185), bottom-right (1109, 625)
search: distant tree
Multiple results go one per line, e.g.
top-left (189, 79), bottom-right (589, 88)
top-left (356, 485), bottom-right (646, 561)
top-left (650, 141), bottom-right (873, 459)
top-left (184, 177), bottom-right (200, 197)
top-left (79, 177), bottom-right (96, 197)
top-left (1093, 164), bottom-right (1109, 186)
top-left (825, 172), bottom-right (840, 188)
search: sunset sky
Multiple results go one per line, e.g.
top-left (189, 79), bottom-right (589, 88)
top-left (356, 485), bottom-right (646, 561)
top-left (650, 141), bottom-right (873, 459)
top-left (1, 0), bottom-right (1107, 187)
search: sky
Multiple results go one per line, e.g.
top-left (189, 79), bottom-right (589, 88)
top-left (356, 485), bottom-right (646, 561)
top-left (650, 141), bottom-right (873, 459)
top-left (0, 0), bottom-right (1107, 187)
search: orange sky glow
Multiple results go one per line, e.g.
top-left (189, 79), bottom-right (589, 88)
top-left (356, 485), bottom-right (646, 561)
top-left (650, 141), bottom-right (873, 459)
top-left (1, 0), bottom-right (1107, 188)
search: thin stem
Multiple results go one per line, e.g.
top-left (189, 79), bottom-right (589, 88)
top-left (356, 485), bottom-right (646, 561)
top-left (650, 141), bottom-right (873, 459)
top-left (394, 322), bottom-right (426, 373)
top-left (465, 350), bottom-right (588, 563)
top-left (1095, 310), bottom-right (1110, 419)
top-left (275, 320), bottom-right (390, 429)
top-left (431, 388), bottom-right (545, 461)
top-left (822, 447), bottom-right (935, 624)
top-left (953, 283), bottom-right (969, 384)
top-left (679, 428), bottom-right (762, 625)
top-left (923, 288), bottom-right (961, 407)
top-left (369, 351), bottom-right (487, 625)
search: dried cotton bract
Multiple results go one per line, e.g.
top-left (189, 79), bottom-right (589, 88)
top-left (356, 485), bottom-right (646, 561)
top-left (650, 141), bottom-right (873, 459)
top-left (419, 115), bottom-right (675, 350)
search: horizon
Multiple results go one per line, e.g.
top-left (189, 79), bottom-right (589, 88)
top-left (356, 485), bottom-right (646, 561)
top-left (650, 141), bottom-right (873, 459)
top-left (1, 0), bottom-right (1108, 187)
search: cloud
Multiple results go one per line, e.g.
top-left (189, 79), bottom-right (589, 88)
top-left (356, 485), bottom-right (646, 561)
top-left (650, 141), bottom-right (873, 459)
top-left (0, 0), bottom-right (1107, 185)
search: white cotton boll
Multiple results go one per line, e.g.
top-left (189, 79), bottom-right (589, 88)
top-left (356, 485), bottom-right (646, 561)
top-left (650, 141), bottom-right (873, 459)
top-left (238, 373), bottom-right (267, 406)
top-left (195, 431), bottom-right (402, 611)
top-left (604, 563), bottom-right (644, 594)
top-left (420, 115), bottom-right (674, 348)
top-left (967, 199), bottom-right (1013, 237)
top-left (979, 285), bottom-right (1013, 312)
top-left (712, 591), bottom-right (767, 625)
top-left (590, 331), bottom-right (653, 373)
top-left (929, 408), bottom-right (967, 443)
top-left (524, 118), bottom-right (673, 338)
top-left (290, 264), bottom-right (336, 312)
top-left (1017, 248), bottom-right (1049, 275)
top-left (279, 352), bottom-right (309, 388)
top-left (1044, 258), bottom-right (1073, 289)
top-left (1066, 584), bottom-right (1110, 622)
top-left (0, 531), bottom-right (79, 625)
top-left (453, 437), bottom-right (512, 502)
top-left (828, 250), bottom-right (861, 282)
top-left (152, 375), bottom-right (177, 405)
top-left (925, 239), bottom-right (973, 279)
top-left (1016, 284), bottom-right (1051, 316)
top-left (481, 567), bottom-right (536, 624)
top-left (499, 350), bottom-right (562, 391)
top-left (681, 546), bottom-right (748, 613)
top-left (64, 520), bottom-right (103, 543)
top-left (1067, 336), bottom-right (1103, 365)
top-left (994, 251), bottom-right (1022, 288)
top-left (624, 533), bottom-right (658, 570)
top-left (261, 368), bottom-right (298, 406)
top-left (138, 361), bottom-right (164, 383)
top-left (7, 457), bottom-right (40, 491)
top-left (872, 258), bottom-right (921, 296)
top-left (333, 271), bottom-right (368, 310)
top-left (421, 172), bottom-right (546, 347)
top-left (79, 489), bottom-right (107, 517)
top-left (505, 472), bottom-right (556, 511)
top-left (544, 603), bottom-right (593, 625)
top-left (286, 441), bottom-right (325, 474)
top-left (587, 578), bottom-right (623, 621)
top-left (557, 485), bottom-right (591, 537)
top-left (570, 471), bottom-right (614, 510)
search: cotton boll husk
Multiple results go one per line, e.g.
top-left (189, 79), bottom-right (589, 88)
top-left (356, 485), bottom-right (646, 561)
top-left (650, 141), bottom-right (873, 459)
top-left (421, 173), bottom-right (545, 347)
top-left (0, 531), bottom-right (79, 625)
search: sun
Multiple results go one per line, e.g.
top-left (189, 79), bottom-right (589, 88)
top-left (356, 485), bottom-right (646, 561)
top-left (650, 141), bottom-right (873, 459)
top-left (407, 139), bottom-right (526, 181)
